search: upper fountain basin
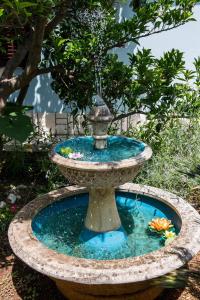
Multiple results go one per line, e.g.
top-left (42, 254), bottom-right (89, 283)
top-left (51, 136), bottom-right (152, 187)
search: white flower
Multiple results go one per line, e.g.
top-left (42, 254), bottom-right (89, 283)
top-left (68, 152), bottom-right (84, 160)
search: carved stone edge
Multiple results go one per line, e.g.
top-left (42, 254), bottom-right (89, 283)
top-left (50, 140), bottom-right (152, 171)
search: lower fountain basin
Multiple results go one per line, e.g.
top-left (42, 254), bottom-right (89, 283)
top-left (32, 190), bottom-right (181, 260)
top-left (8, 184), bottom-right (200, 300)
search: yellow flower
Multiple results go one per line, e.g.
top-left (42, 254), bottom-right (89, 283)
top-left (148, 218), bottom-right (173, 232)
top-left (163, 230), bottom-right (176, 239)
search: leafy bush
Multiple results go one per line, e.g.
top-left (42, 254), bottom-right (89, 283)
top-left (0, 123), bottom-right (66, 188)
top-left (0, 206), bottom-right (15, 233)
top-left (1, 151), bottom-right (66, 193)
top-left (134, 119), bottom-right (200, 198)
top-left (0, 103), bottom-right (33, 143)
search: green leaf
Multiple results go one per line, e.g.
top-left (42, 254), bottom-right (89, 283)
top-left (58, 38), bottom-right (66, 47)
top-left (132, 39), bottom-right (140, 46)
top-left (9, 112), bottom-right (18, 116)
top-left (82, 57), bottom-right (88, 62)
top-left (0, 9), bottom-right (4, 17)
top-left (0, 114), bottom-right (33, 142)
top-left (4, 103), bottom-right (33, 115)
top-left (19, 2), bottom-right (37, 8)
top-left (2, 0), bottom-right (13, 9)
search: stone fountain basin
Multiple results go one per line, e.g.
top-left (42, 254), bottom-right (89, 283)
top-left (50, 138), bottom-right (152, 187)
top-left (8, 184), bottom-right (200, 300)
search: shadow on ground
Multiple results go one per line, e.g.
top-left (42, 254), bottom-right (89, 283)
top-left (157, 289), bottom-right (184, 300)
top-left (0, 235), bottom-right (14, 269)
top-left (11, 258), bottom-right (66, 300)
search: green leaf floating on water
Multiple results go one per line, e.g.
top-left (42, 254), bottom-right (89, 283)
top-left (59, 147), bottom-right (73, 156)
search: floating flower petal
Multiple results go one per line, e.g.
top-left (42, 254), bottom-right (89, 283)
top-left (68, 152), bottom-right (84, 160)
top-left (148, 218), bottom-right (174, 233)
top-left (163, 230), bottom-right (176, 239)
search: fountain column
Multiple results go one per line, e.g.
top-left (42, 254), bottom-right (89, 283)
top-left (85, 187), bottom-right (121, 232)
top-left (84, 95), bottom-right (123, 234)
top-left (88, 95), bottom-right (113, 150)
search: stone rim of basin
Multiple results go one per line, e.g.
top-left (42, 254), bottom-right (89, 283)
top-left (50, 139), bottom-right (152, 171)
top-left (8, 183), bottom-right (200, 285)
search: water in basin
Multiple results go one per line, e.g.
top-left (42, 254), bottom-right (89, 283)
top-left (54, 136), bottom-right (145, 162)
top-left (32, 192), bottom-right (181, 260)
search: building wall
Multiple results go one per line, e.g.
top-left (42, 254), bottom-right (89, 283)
top-left (19, 3), bottom-right (200, 113)
top-left (24, 111), bottom-right (146, 138)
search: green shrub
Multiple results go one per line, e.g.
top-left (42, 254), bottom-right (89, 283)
top-left (0, 206), bottom-right (15, 233)
top-left (0, 151), bottom-right (67, 194)
top-left (132, 119), bottom-right (200, 198)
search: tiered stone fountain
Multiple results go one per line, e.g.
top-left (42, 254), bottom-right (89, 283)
top-left (8, 98), bottom-right (200, 300)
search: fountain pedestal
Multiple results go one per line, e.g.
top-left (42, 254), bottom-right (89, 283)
top-left (85, 187), bottom-right (121, 232)
top-left (80, 187), bottom-right (127, 251)
top-left (88, 95), bottom-right (113, 150)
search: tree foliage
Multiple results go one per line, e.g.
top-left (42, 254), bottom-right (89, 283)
top-left (47, 1), bottom-right (199, 124)
top-left (46, 0), bottom-right (198, 117)
top-left (0, 0), bottom-right (198, 142)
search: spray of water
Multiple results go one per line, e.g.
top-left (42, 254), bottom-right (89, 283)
top-left (77, 8), bottom-right (107, 97)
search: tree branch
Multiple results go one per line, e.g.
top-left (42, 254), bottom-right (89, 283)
top-left (106, 22), bottom-right (188, 52)
top-left (112, 111), bottom-right (195, 123)
top-left (16, 84), bottom-right (29, 106)
top-left (45, 0), bottom-right (72, 35)
top-left (0, 64), bottom-right (73, 96)
top-left (112, 110), bottom-right (148, 122)
top-left (0, 1), bottom-right (72, 83)
top-left (36, 64), bottom-right (65, 75)
top-left (134, 22), bottom-right (188, 41)
top-left (0, 95), bottom-right (7, 113)
top-left (1, 36), bottom-right (32, 80)
top-left (0, 3), bottom-right (73, 112)
top-left (25, 17), bottom-right (47, 77)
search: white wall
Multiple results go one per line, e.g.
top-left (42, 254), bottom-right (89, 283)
top-left (21, 3), bottom-right (200, 112)
top-left (12, 71), bottom-right (66, 113)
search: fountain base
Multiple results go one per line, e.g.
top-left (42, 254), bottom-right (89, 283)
top-left (55, 278), bottom-right (163, 300)
top-left (8, 184), bottom-right (200, 300)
